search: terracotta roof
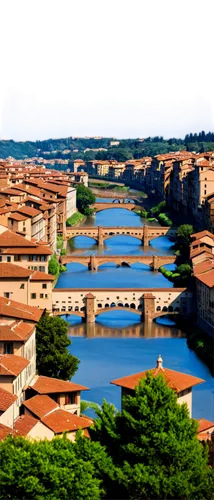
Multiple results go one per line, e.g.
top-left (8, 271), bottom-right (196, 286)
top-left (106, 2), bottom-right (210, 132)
top-left (85, 293), bottom-right (95, 298)
top-left (195, 269), bottom-right (214, 288)
top-left (0, 296), bottom-right (43, 322)
top-left (0, 321), bottom-right (34, 342)
top-left (12, 183), bottom-right (42, 198)
top-left (14, 414), bottom-right (39, 435)
top-left (42, 409), bottom-right (93, 434)
top-left (0, 386), bottom-right (17, 411)
top-left (28, 375), bottom-right (89, 394)
top-left (111, 364), bottom-right (204, 393)
top-left (191, 230), bottom-right (214, 241)
top-left (197, 418), bottom-right (214, 433)
top-left (1, 188), bottom-right (23, 195)
top-left (2, 246), bottom-right (52, 255)
top-left (17, 206), bottom-right (41, 217)
top-left (197, 432), bottom-right (213, 441)
top-left (190, 247), bottom-right (213, 259)
top-left (0, 423), bottom-right (17, 441)
top-left (193, 260), bottom-right (214, 275)
top-left (200, 236), bottom-right (214, 246)
top-left (0, 263), bottom-right (32, 278)
top-left (0, 354), bottom-right (29, 376)
top-left (8, 213), bottom-right (28, 221)
top-left (0, 229), bottom-right (36, 247)
top-left (30, 270), bottom-right (54, 281)
top-left (23, 395), bottom-right (59, 419)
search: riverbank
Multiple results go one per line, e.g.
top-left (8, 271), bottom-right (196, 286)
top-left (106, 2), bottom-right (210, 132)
top-left (175, 318), bottom-right (214, 376)
top-left (66, 211), bottom-right (86, 226)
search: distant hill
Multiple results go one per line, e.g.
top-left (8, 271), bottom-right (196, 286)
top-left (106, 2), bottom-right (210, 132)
top-left (0, 132), bottom-right (214, 161)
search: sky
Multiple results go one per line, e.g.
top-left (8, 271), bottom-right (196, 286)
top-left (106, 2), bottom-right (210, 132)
top-left (0, 86), bottom-right (213, 141)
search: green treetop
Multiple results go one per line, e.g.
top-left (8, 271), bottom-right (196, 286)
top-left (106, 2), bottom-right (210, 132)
top-left (90, 373), bottom-right (214, 499)
top-left (0, 435), bottom-right (104, 500)
top-left (36, 313), bottom-right (79, 380)
top-left (176, 224), bottom-right (194, 256)
top-left (76, 184), bottom-right (96, 215)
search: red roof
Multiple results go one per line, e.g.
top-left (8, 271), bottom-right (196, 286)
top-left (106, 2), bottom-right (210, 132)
top-left (16, 206), bottom-right (41, 217)
top-left (0, 263), bottom-right (32, 278)
top-left (23, 395), bottom-right (59, 419)
top-left (30, 270), bottom-right (54, 281)
top-left (0, 354), bottom-right (29, 376)
top-left (14, 414), bottom-right (39, 435)
top-left (111, 360), bottom-right (204, 393)
top-left (191, 230), bottom-right (214, 241)
top-left (0, 423), bottom-right (17, 441)
top-left (195, 269), bottom-right (214, 288)
top-left (0, 296), bottom-right (43, 322)
top-left (42, 409), bottom-right (93, 434)
top-left (0, 321), bottom-right (34, 342)
top-left (8, 212), bottom-right (28, 221)
top-left (0, 230), bottom-right (36, 247)
top-left (28, 375), bottom-right (89, 394)
top-left (197, 418), bottom-right (214, 433)
top-left (0, 386), bottom-right (17, 411)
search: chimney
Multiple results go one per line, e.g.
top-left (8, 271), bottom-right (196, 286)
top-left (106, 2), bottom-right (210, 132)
top-left (156, 354), bottom-right (163, 369)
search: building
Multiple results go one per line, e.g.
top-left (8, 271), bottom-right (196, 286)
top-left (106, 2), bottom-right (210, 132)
top-left (0, 296), bottom-right (43, 426)
top-left (111, 355), bottom-right (204, 417)
top-left (25, 375), bottom-right (88, 416)
top-left (0, 229), bottom-right (52, 273)
top-left (13, 410), bottom-right (93, 441)
top-left (0, 263), bottom-right (54, 310)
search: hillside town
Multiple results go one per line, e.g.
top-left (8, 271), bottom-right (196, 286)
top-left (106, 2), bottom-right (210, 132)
top-left (0, 151), bottom-right (213, 447)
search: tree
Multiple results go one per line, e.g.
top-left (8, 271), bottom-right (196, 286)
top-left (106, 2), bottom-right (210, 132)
top-left (0, 436), bottom-right (103, 500)
top-left (176, 263), bottom-right (192, 281)
top-left (76, 184), bottom-right (96, 215)
top-left (91, 374), bottom-right (214, 499)
top-left (36, 313), bottom-right (79, 379)
top-left (176, 224), bottom-right (193, 256)
top-left (48, 254), bottom-right (59, 276)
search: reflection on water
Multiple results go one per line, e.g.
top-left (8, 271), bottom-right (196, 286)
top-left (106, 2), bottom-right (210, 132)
top-left (68, 318), bottom-right (185, 338)
top-left (65, 311), bottom-right (182, 338)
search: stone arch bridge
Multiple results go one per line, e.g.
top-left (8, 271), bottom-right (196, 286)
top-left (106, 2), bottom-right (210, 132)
top-left (65, 225), bottom-right (177, 247)
top-left (52, 287), bottom-right (193, 323)
top-left (61, 254), bottom-right (177, 271)
top-left (92, 201), bottom-right (140, 212)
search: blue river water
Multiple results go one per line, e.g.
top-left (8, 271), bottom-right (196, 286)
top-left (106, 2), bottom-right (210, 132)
top-left (57, 201), bottom-right (214, 421)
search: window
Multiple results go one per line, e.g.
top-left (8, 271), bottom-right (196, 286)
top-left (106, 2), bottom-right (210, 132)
top-left (40, 294), bottom-right (44, 298)
top-left (204, 190), bottom-right (207, 195)
top-left (6, 256), bottom-right (11, 262)
top-left (45, 294), bottom-right (48, 298)
top-left (14, 255), bottom-right (21, 262)
top-left (65, 393), bottom-right (75, 405)
top-left (42, 283), bottom-right (47, 289)
top-left (4, 343), bottom-right (13, 354)
top-left (20, 284), bottom-right (25, 289)
top-left (0, 256), bottom-right (2, 262)
top-left (4, 292), bottom-right (11, 298)
top-left (31, 293), bottom-right (36, 299)
top-left (39, 266), bottom-right (45, 272)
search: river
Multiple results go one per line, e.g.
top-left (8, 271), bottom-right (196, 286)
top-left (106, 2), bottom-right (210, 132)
top-left (56, 199), bottom-right (214, 421)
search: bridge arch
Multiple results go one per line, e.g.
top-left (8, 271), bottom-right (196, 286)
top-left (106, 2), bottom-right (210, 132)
top-left (95, 306), bottom-right (142, 317)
